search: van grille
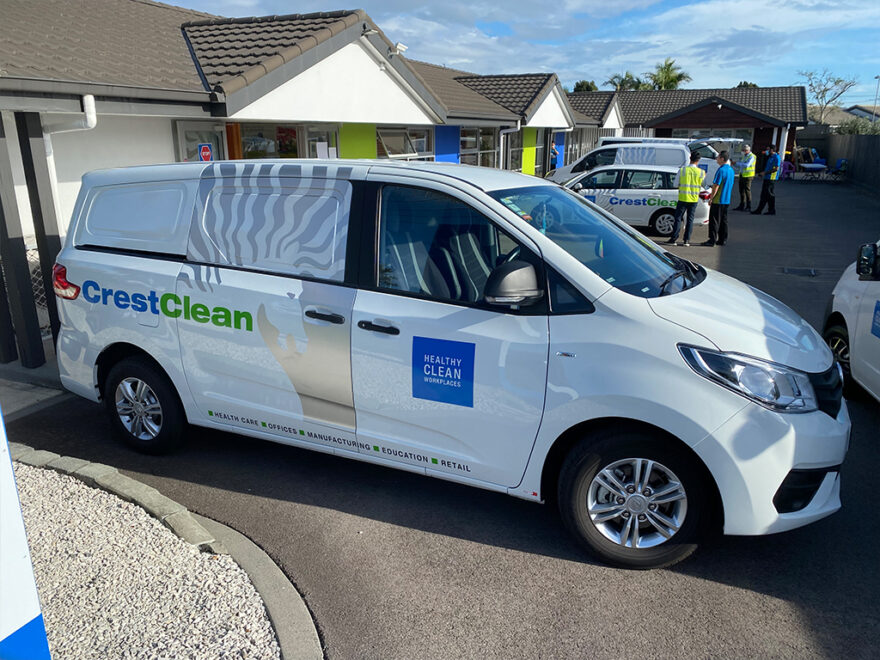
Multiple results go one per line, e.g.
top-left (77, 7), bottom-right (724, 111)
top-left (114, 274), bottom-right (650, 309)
top-left (808, 364), bottom-right (842, 419)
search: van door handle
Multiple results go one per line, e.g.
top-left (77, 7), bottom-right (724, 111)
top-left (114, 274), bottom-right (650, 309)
top-left (357, 320), bottom-right (400, 335)
top-left (305, 309), bottom-right (345, 324)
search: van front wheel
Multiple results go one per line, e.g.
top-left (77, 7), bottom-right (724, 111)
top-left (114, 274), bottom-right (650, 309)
top-left (558, 432), bottom-right (704, 569)
top-left (104, 357), bottom-right (185, 454)
top-left (650, 210), bottom-right (677, 236)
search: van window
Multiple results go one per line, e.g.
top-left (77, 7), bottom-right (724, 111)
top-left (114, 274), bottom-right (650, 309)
top-left (620, 171), bottom-right (659, 189)
top-left (490, 185), bottom-right (697, 298)
top-left (76, 182), bottom-right (194, 255)
top-left (187, 178), bottom-right (351, 281)
top-left (377, 186), bottom-right (535, 305)
top-left (581, 170), bottom-right (619, 189)
top-left (574, 148), bottom-right (615, 173)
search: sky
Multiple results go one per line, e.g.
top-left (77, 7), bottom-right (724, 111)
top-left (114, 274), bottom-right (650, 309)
top-left (177, 0), bottom-right (880, 106)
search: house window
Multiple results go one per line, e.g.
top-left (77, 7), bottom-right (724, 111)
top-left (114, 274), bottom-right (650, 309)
top-left (507, 130), bottom-right (523, 171)
top-left (534, 128), bottom-right (547, 178)
top-left (305, 126), bottom-right (339, 158)
top-left (460, 127), bottom-right (498, 167)
top-left (377, 127), bottom-right (434, 160)
top-left (241, 124), bottom-right (299, 159)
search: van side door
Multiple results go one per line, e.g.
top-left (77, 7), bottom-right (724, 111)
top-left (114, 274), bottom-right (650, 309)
top-left (175, 165), bottom-right (363, 451)
top-left (571, 169), bottom-right (620, 214)
top-left (612, 169), bottom-right (664, 223)
top-left (350, 181), bottom-right (549, 487)
top-left (851, 277), bottom-right (880, 400)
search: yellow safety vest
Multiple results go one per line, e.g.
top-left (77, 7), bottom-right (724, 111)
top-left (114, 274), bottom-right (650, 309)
top-left (678, 165), bottom-right (703, 202)
top-left (741, 153), bottom-right (756, 178)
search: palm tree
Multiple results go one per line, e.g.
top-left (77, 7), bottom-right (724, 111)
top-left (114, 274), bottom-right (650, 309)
top-left (603, 71), bottom-right (646, 91)
top-left (645, 58), bottom-right (692, 90)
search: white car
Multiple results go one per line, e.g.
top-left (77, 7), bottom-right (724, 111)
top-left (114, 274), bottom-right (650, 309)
top-left (564, 164), bottom-right (710, 237)
top-left (824, 240), bottom-right (880, 402)
top-left (54, 160), bottom-right (848, 569)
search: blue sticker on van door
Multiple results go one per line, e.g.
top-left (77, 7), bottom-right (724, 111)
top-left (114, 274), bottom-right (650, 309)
top-left (871, 301), bottom-right (880, 339)
top-left (412, 336), bottom-right (475, 407)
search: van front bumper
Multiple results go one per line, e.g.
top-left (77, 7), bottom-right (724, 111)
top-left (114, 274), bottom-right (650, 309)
top-left (695, 399), bottom-right (850, 536)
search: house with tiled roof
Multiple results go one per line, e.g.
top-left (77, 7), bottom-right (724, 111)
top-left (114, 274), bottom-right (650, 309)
top-left (567, 87), bottom-right (808, 162)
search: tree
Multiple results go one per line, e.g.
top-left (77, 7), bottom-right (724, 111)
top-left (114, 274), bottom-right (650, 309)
top-left (644, 58), bottom-right (692, 90)
top-left (798, 69), bottom-right (858, 124)
top-left (835, 117), bottom-right (880, 135)
top-left (572, 80), bottom-right (598, 92)
top-left (603, 71), bottom-right (647, 91)
top-left (735, 81), bottom-right (758, 88)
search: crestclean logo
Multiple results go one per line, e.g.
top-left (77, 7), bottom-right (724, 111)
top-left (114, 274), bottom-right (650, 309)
top-left (81, 280), bottom-right (253, 331)
top-left (609, 197), bottom-right (676, 207)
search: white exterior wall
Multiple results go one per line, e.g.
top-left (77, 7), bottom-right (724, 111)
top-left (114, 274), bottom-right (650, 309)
top-left (602, 102), bottom-right (624, 134)
top-left (231, 42), bottom-right (435, 125)
top-left (47, 115), bottom-right (176, 235)
top-left (526, 88), bottom-right (571, 129)
top-left (0, 111), bottom-right (35, 240)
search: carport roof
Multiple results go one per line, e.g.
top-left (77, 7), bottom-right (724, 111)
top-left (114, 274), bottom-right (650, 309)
top-left (615, 87), bottom-right (808, 127)
top-left (0, 0), bottom-right (211, 92)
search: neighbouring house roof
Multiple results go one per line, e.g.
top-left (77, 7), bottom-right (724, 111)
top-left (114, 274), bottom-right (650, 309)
top-left (566, 91), bottom-right (616, 124)
top-left (0, 0), bottom-right (211, 92)
top-left (809, 104), bottom-right (857, 126)
top-left (454, 73), bottom-right (559, 121)
top-left (407, 61), bottom-right (519, 122)
top-left (845, 104), bottom-right (880, 116)
top-left (183, 10), bottom-right (365, 94)
top-left (613, 87), bottom-right (808, 127)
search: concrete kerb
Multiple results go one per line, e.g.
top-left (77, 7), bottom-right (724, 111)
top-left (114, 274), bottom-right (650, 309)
top-left (9, 440), bottom-right (321, 660)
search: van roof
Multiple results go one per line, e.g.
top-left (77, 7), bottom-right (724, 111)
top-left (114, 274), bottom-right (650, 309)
top-left (588, 164), bottom-right (684, 173)
top-left (80, 159), bottom-right (557, 194)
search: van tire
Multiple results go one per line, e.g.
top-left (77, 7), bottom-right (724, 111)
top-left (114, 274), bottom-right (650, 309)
top-left (104, 357), bottom-right (185, 454)
top-left (650, 210), bottom-right (677, 237)
top-left (558, 431), bottom-right (704, 569)
top-left (823, 324), bottom-right (857, 396)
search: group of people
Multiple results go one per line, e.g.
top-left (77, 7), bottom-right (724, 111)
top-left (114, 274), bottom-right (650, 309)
top-left (665, 144), bottom-right (782, 247)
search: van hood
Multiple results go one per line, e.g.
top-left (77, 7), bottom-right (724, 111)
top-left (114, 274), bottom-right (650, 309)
top-left (648, 268), bottom-right (833, 373)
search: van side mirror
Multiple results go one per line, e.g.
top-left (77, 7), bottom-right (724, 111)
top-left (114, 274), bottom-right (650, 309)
top-left (573, 182), bottom-right (584, 192)
top-left (484, 261), bottom-right (543, 307)
top-left (857, 243), bottom-right (880, 280)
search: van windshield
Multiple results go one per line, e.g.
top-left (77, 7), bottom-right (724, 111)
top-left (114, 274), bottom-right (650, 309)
top-left (488, 185), bottom-right (701, 298)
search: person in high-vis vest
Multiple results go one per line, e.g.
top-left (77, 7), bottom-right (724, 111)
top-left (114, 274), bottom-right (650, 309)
top-left (751, 145), bottom-right (781, 215)
top-left (733, 144), bottom-right (756, 212)
top-left (665, 151), bottom-right (705, 246)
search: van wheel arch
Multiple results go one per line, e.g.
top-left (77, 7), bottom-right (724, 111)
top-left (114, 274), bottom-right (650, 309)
top-left (823, 311), bottom-right (847, 334)
top-left (95, 344), bottom-right (185, 417)
top-left (540, 418), bottom-right (723, 534)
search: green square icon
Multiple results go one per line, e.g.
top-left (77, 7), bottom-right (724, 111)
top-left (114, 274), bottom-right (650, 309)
top-left (208, 410), bottom-right (213, 416)
top-left (373, 445), bottom-right (380, 452)
top-left (261, 421), bottom-right (267, 428)
top-left (299, 429), bottom-right (305, 435)
top-left (431, 458), bottom-right (438, 465)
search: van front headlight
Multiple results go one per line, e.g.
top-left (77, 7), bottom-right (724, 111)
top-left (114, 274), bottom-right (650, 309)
top-left (678, 345), bottom-right (817, 413)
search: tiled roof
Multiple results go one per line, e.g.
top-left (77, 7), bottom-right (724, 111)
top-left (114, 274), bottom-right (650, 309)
top-left (615, 87), bottom-right (808, 126)
top-left (408, 61), bottom-right (518, 121)
top-left (455, 73), bottom-right (556, 118)
top-left (567, 91), bottom-right (615, 122)
top-left (183, 10), bottom-right (365, 93)
top-left (0, 0), bottom-right (211, 92)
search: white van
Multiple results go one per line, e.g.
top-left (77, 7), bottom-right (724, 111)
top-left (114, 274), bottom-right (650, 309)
top-left (824, 240), bottom-right (880, 403)
top-left (547, 138), bottom-right (741, 184)
top-left (54, 160), bottom-right (849, 569)
top-left (564, 164), bottom-right (710, 237)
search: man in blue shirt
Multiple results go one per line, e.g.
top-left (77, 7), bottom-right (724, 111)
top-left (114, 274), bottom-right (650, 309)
top-left (751, 145), bottom-right (781, 215)
top-left (702, 151), bottom-right (735, 247)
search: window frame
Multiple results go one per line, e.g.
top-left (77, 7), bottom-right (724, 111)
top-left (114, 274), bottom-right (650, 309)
top-left (377, 127), bottom-right (435, 161)
top-left (360, 182), bottom-right (549, 315)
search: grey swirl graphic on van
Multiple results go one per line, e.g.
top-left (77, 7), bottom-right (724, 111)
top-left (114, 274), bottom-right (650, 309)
top-left (187, 162), bottom-right (353, 283)
top-left (257, 282), bottom-right (356, 430)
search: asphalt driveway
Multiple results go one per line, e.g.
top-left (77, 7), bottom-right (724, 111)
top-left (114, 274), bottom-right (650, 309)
top-left (9, 179), bottom-right (880, 659)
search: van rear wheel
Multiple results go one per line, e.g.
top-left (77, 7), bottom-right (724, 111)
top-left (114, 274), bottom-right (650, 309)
top-left (104, 357), bottom-right (185, 454)
top-left (558, 431), bottom-right (704, 569)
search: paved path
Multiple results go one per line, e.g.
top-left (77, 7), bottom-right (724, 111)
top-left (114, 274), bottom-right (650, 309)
top-left (7, 181), bottom-right (880, 659)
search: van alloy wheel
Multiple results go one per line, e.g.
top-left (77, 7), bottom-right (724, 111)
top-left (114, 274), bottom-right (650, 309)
top-left (653, 212), bottom-right (676, 236)
top-left (587, 457), bottom-right (687, 549)
top-left (115, 377), bottom-right (163, 440)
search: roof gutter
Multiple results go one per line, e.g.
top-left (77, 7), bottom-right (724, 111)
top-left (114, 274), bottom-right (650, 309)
top-left (42, 94), bottom-right (97, 226)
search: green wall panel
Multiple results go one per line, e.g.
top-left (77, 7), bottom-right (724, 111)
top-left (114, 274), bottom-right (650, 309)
top-left (521, 127), bottom-right (537, 175)
top-left (339, 123), bottom-right (377, 159)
